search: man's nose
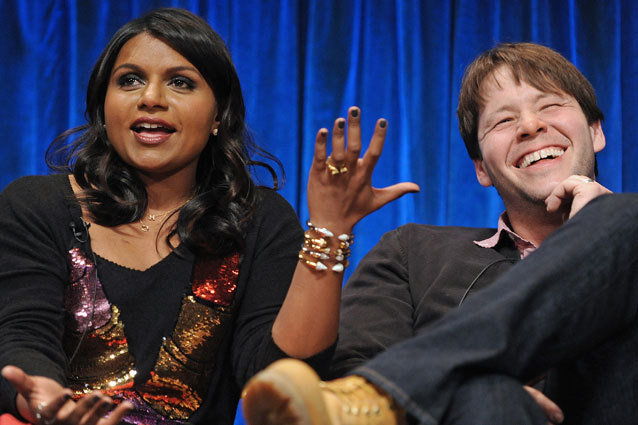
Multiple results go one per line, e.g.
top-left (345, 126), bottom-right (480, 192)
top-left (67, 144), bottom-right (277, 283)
top-left (516, 112), bottom-right (547, 141)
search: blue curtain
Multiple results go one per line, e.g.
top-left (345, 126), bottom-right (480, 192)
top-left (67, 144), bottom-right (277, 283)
top-left (2, 1), bottom-right (637, 422)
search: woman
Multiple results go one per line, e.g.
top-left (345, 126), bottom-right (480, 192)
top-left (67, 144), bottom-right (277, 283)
top-left (0, 7), bottom-right (417, 425)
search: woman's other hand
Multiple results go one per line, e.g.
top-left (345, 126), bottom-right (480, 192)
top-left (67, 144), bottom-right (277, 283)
top-left (2, 366), bottom-right (132, 425)
top-left (307, 106), bottom-right (419, 234)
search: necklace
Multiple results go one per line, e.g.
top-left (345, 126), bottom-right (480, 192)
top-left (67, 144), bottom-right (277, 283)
top-left (139, 199), bottom-right (191, 232)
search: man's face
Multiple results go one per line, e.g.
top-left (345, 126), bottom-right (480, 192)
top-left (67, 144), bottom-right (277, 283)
top-left (473, 66), bottom-right (605, 209)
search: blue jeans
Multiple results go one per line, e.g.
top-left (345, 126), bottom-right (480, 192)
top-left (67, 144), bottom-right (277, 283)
top-left (354, 194), bottom-right (638, 425)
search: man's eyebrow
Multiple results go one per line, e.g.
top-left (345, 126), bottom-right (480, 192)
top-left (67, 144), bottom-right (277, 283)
top-left (484, 92), bottom-right (564, 116)
top-left (534, 91), bottom-right (565, 101)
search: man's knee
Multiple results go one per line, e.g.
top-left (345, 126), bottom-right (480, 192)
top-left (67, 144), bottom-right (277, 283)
top-left (581, 193), bottom-right (638, 219)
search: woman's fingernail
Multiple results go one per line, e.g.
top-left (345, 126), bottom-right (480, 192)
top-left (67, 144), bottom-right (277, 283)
top-left (379, 119), bottom-right (387, 128)
top-left (320, 129), bottom-right (328, 137)
top-left (91, 395), bottom-right (101, 404)
top-left (351, 109), bottom-right (359, 118)
top-left (338, 119), bottom-right (345, 129)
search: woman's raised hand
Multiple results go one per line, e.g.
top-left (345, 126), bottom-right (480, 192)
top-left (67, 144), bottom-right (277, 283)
top-left (307, 107), bottom-right (420, 234)
top-left (2, 366), bottom-right (132, 425)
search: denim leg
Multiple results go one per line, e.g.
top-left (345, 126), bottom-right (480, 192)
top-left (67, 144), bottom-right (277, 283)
top-left (543, 322), bottom-right (638, 425)
top-left (354, 194), bottom-right (638, 425)
top-left (441, 375), bottom-right (545, 425)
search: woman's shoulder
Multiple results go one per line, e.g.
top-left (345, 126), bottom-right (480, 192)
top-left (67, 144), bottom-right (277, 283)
top-left (0, 174), bottom-right (77, 250)
top-left (1, 173), bottom-right (73, 212)
top-left (254, 187), bottom-right (295, 215)
top-left (3, 173), bottom-right (70, 193)
top-left (250, 187), bottom-right (301, 231)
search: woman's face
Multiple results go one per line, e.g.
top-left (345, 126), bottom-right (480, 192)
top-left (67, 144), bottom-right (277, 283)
top-left (104, 32), bottom-right (219, 181)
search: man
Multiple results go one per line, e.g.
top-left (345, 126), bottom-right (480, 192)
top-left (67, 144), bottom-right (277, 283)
top-left (242, 43), bottom-right (634, 424)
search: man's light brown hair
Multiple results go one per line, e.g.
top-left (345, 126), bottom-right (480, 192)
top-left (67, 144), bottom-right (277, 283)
top-left (457, 42), bottom-right (604, 159)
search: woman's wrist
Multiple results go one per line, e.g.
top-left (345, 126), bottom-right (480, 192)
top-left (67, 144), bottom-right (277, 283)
top-left (305, 217), bottom-right (354, 236)
top-left (298, 221), bottom-right (354, 273)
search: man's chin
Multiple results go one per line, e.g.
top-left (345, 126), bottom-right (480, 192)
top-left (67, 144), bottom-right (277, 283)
top-left (521, 179), bottom-right (564, 204)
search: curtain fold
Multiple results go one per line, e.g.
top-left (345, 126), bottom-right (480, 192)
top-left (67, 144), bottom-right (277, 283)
top-left (1, 2), bottom-right (637, 422)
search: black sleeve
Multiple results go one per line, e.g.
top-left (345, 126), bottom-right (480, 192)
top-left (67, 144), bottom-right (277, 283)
top-left (0, 176), bottom-right (71, 415)
top-left (229, 189), bottom-right (333, 388)
top-left (329, 226), bottom-right (414, 379)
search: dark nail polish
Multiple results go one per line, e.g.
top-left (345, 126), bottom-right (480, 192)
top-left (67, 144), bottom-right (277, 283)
top-left (91, 395), bottom-right (101, 404)
top-left (320, 130), bottom-right (328, 137)
top-left (63, 394), bottom-right (72, 401)
top-left (338, 119), bottom-right (345, 129)
top-left (379, 119), bottom-right (387, 128)
top-left (351, 109), bottom-right (359, 118)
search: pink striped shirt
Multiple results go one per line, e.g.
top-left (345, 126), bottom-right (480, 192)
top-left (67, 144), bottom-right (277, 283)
top-left (474, 212), bottom-right (537, 259)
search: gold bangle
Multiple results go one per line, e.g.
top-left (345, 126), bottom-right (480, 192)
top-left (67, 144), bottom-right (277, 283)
top-left (299, 222), bottom-right (354, 273)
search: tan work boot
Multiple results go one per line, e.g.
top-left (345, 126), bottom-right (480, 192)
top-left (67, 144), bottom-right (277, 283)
top-left (242, 358), bottom-right (406, 425)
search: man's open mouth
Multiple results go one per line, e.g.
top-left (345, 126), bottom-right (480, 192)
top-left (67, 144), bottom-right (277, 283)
top-left (517, 147), bottom-right (565, 169)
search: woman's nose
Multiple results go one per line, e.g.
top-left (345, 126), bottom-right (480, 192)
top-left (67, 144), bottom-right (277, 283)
top-left (137, 83), bottom-right (167, 110)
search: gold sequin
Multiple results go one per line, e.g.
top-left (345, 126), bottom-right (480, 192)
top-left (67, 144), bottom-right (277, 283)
top-left (65, 304), bottom-right (137, 396)
top-left (63, 249), bottom-right (240, 421)
top-left (138, 296), bottom-right (234, 419)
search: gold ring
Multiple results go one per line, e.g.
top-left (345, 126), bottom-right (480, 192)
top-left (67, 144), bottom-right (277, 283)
top-left (326, 156), bottom-right (348, 175)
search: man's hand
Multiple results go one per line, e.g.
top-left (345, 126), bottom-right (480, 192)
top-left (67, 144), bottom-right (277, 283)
top-left (524, 385), bottom-right (564, 424)
top-left (545, 175), bottom-right (612, 220)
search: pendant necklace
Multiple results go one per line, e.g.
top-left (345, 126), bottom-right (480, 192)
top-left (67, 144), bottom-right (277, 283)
top-left (139, 199), bottom-right (191, 232)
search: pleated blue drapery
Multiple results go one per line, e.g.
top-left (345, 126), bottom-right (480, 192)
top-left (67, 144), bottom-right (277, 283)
top-left (1, 1), bottom-right (637, 423)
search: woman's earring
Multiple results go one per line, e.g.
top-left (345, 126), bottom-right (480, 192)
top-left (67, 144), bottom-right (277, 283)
top-left (212, 128), bottom-right (218, 136)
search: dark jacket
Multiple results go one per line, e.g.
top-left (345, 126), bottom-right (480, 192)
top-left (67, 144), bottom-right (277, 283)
top-left (331, 223), bottom-right (521, 378)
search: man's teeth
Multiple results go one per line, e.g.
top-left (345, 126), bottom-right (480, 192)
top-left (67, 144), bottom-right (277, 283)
top-left (519, 147), bottom-right (564, 169)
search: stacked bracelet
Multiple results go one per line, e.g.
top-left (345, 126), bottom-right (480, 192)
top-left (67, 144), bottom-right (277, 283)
top-left (298, 221), bottom-right (354, 273)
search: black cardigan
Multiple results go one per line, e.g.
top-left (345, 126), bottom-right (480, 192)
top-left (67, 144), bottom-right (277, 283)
top-left (0, 174), bottom-right (331, 424)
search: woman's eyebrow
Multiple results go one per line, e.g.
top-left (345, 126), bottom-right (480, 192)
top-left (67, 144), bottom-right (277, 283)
top-left (111, 64), bottom-right (199, 74)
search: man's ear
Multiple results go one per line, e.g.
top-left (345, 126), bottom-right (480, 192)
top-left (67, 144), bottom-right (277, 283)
top-left (473, 158), bottom-right (493, 187)
top-left (590, 120), bottom-right (606, 153)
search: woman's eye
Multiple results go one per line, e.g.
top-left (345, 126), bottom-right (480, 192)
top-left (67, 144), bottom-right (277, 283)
top-left (117, 74), bottom-right (142, 88)
top-left (495, 117), bottom-right (512, 127)
top-left (170, 77), bottom-right (195, 89)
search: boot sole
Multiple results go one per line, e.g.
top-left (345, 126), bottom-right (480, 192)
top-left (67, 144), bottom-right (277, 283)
top-left (242, 359), bottom-right (333, 425)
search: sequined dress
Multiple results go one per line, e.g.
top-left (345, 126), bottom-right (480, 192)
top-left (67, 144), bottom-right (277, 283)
top-left (0, 174), bottom-right (331, 424)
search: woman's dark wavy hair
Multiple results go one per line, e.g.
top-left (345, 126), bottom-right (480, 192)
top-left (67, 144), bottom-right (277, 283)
top-left (47, 7), bottom-right (282, 257)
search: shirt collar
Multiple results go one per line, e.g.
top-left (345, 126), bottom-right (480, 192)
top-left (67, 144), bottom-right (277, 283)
top-left (474, 212), bottom-right (537, 259)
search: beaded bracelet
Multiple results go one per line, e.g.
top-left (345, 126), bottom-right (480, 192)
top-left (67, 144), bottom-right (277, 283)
top-left (299, 221), bottom-right (354, 273)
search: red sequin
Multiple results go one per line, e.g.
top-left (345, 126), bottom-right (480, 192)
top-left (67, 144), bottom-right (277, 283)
top-left (192, 253), bottom-right (239, 306)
